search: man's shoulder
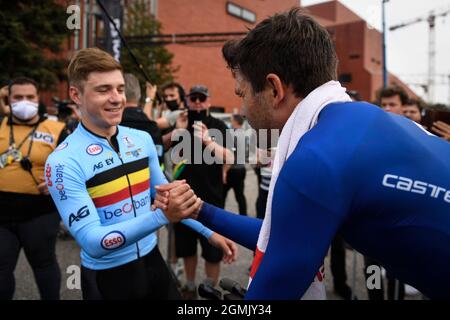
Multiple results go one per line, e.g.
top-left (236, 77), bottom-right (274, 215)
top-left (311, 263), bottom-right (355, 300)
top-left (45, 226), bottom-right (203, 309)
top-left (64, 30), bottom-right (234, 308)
top-left (118, 124), bottom-right (150, 139)
top-left (206, 115), bottom-right (227, 129)
top-left (302, 101), bottom-right (384, 146)
top-left (39, 118), bottom-right (66, 132)
top-left (121, 111), bottom-right (161, 137)
top-left (47, 136), bottom-right (74, 160)
top-left (48, 128), bottom-right (85, 161)
top-left (122, 107), bottom-right (151, 122)
top-left (206, 116), bottom-right (228, 138)
top-left (319, 101), bottom-right (382, 124)
top-left (118, 125), bottom-right (156, 150)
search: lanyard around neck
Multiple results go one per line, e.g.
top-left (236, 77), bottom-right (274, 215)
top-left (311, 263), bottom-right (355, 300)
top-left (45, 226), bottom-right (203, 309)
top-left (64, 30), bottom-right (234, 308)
top-left (8, 119), bottom-right (40, 155)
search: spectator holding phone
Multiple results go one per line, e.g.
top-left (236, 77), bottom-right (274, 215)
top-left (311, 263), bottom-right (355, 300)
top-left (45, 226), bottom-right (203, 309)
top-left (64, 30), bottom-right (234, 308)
top-left (168, 84), bottom-right (234, 299)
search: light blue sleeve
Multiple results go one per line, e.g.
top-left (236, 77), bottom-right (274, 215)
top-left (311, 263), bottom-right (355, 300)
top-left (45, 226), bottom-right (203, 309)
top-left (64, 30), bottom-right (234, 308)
top-left (145, 132), bottom-right (213, 239)
top-left (46, 154), bottom-right (169, 259)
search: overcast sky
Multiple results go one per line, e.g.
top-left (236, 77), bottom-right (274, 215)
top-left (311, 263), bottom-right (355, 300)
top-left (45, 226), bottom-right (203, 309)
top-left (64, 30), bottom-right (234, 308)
top-left (302, 0), bottom-right (450, 105)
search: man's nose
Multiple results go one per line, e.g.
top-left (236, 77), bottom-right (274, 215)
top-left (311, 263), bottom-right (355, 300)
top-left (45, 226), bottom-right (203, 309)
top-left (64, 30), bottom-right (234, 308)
top-left (109, 89), bottom-right (123, 103)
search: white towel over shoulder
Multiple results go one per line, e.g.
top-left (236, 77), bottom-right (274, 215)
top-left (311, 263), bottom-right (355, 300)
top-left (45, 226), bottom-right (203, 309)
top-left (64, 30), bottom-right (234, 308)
top-left (251, 80), bottom-right (351, 300)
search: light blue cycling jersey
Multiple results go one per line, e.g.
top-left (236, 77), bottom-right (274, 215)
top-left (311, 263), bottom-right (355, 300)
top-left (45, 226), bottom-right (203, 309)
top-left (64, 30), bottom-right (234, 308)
top-left (46, 123), bottom-right (212, 270)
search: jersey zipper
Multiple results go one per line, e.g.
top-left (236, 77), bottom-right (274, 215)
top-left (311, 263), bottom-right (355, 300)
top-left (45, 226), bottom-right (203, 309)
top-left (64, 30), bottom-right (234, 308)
top-left (107, 139), bottom-right (141, 260)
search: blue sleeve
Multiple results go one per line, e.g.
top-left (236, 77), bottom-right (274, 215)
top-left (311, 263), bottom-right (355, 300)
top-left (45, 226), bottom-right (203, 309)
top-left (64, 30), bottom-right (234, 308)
top-left (198, 202), bottom-right (262, 250)
top-left (244, 149), bottom-right (347, 299)
top-left (46, 156), bottom-right (169, 259)
top-left (145, 132), bottom-right (213, 239)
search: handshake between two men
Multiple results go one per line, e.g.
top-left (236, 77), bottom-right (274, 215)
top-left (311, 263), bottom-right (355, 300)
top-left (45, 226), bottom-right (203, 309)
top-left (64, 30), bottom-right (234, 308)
top-left (151, 180), bottom-right (238, 264)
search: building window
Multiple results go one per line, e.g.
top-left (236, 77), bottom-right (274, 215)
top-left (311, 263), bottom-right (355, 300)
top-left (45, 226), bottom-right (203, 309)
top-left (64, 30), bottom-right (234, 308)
top-left (227, 2), bottom-right (256, 23)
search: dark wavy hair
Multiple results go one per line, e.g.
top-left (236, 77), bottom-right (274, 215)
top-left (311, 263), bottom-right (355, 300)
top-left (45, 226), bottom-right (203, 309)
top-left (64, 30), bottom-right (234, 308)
top-left (222, 7), bottom-right (337, 98)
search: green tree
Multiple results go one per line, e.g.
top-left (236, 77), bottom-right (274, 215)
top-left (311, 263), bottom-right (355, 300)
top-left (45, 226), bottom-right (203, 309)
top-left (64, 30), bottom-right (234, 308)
top-left (120, 0), bottom-right (178, 98)
top-left (0, 0), bottom-right (68, 90)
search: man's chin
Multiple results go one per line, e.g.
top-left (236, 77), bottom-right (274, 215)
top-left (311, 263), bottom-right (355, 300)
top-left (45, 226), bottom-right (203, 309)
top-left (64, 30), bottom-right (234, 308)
top-left (103, 112), bottom-right (123, 125)
top-left (110, 118), bottom-right (122, 126)
top-left (247, 117), bottom-right (262, 130)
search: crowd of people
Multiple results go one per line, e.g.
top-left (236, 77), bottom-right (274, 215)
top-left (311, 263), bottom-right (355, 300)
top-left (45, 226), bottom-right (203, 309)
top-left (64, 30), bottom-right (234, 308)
top-left (1, 8), bottom-right (450, 301)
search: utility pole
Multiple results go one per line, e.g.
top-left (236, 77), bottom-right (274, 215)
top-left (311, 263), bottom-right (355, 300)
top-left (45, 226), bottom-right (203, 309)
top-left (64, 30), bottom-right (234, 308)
top-left (382, 0), bottom-right (389, 88)
top-left (427, 13), bottom-right (436, 103)
top-left (448, 75), bottom-right (450, 107)
top-left (390, 8), bottom-right (450, 104)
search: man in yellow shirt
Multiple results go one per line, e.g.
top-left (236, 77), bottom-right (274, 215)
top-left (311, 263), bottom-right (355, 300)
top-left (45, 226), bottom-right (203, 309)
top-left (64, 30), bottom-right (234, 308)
top-left (0, 77), bottom-right (66, 300)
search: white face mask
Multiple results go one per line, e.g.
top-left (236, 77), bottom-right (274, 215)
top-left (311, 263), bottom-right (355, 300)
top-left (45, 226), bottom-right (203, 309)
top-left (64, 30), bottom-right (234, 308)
top-left (11, 100), bottom-right (39, 121)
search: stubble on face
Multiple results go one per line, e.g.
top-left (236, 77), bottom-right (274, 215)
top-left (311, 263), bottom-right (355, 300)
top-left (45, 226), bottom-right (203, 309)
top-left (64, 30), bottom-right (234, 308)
top-left (235, 72), bottom-right (272, 131)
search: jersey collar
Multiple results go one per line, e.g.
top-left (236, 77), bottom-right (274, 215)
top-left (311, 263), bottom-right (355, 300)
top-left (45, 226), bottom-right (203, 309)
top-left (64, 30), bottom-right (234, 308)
top-left (79, 122), bottom-right (120, 151)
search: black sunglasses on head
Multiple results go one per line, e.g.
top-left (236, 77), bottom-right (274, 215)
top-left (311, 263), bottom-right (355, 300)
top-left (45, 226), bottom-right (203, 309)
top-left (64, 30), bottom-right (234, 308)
top-left (189, 95), bottom-right (207, 103)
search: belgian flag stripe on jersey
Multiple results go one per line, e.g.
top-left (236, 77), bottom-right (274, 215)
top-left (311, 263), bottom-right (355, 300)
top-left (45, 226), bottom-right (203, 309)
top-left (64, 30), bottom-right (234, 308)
top-left (87, 168), bottom-right (149, 198)
top-left (91, 179), bottom-right (150, 208)
top-left (86, 157), bottom-right (150, 208)
top-left (85, 157), bottom-right (148, 188)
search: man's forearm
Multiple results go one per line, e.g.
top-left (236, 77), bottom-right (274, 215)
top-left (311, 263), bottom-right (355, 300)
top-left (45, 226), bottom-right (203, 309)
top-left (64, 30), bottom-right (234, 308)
top-left (156, 117), bottom-right (171, 130)
top-left (143, 101), bottom-right (153, 120)
top-left (205, 141), bottom-right (234, 164)
top-left (198, 202), bottom-right (262, 250)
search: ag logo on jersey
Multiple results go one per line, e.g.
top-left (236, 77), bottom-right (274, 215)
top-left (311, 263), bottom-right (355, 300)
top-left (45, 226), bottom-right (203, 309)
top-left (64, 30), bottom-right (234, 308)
top-left (101, 231), bottom-right (126, 250)
top-left (86, 144), bottom-right (103, 156)
top-left (68, 205), bottom-right (90, 227)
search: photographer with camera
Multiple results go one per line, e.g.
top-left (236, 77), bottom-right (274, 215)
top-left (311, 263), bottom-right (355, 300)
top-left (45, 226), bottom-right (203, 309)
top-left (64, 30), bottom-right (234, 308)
top-left (0, 77), bottom-right (67, 300)
top-left (53, 97), bottom-right (81, 132)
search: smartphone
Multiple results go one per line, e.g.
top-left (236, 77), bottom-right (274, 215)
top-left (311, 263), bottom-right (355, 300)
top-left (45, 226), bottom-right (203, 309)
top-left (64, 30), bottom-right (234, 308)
top-left (188, 109), bottom-right (207, 130)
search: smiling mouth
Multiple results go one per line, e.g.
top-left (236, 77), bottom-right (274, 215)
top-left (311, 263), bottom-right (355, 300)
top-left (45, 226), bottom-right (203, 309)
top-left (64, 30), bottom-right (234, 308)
top-left (104, 107), bottom-right (122, 113)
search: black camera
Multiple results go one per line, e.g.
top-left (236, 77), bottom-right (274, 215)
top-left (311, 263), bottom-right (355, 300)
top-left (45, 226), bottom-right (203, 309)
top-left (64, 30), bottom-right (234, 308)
top-left (52, 97), bottom-right (74, 119)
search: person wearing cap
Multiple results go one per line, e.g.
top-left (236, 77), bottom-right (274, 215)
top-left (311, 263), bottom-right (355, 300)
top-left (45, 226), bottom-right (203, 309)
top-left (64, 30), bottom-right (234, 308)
top-left (168, 84), bottom-right (234, 299)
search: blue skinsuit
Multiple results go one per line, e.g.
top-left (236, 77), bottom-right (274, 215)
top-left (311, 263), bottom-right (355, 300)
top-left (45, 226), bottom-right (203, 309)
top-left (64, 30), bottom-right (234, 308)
top-left (198, 102), bottom-right (450, 299)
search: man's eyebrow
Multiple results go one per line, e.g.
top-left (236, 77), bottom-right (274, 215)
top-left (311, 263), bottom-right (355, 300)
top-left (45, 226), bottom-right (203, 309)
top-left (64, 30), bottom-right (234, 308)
top-left (93, 84), bottom-right (112, 90)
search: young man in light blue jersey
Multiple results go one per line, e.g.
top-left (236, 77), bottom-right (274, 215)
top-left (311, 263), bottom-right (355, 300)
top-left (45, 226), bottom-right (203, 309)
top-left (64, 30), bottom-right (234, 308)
top-left (45, 48), bottom-right (236, 300)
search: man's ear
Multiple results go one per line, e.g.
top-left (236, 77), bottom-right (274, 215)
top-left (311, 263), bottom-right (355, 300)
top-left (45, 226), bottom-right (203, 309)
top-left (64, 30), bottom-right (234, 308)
top-left (69, 85), bottom-right (82, 106)
top-left (266, 73), bottom-right (285, 108)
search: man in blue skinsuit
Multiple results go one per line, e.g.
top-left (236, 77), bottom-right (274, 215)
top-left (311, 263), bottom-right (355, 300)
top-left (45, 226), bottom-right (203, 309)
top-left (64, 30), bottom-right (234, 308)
top-left (155, 8), bottom-right (450, 300)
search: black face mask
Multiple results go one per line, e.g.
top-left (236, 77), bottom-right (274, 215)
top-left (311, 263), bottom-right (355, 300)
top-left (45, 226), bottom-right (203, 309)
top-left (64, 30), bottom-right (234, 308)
top-left (165, 99), bottom-right (179, 111)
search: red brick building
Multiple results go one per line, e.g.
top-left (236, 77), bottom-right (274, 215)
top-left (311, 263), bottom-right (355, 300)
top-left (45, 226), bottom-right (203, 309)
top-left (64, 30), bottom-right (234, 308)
top-left (155, 0), bottom-right (415, 109)
top-left (156, 0), bottom-right (299, 112)
top-left (50, 0), bottom-right (415, 110)
top-left (305, 0), bottom-right (416, 102)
